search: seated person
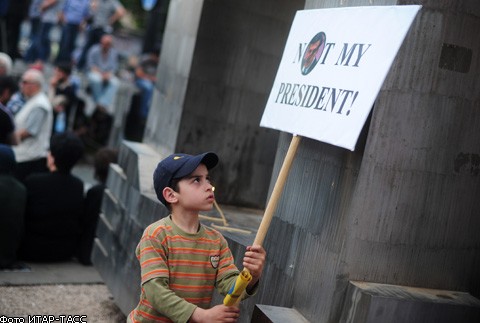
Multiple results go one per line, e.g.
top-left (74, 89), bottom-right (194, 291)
top-left (134, 50), bottom-right (159, 121)
top-left (86, 34), bottom-right (119, 146)
top-left (12, 69), bottom-right (53, 183)
top-left (48, 62), bottom-right (78, 134)
top-left (78, 147), bottom-right (118, 265)
top-left (19, 132), bottom-right (85, 262)
top-left (0, 145), bottom-right (26, 269)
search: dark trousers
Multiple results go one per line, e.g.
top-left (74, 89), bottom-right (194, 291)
top-left (24, 17), bottom-right (41, 63)
top-left (56, 23), bottom-right (80, 64)
top-left (90, 108), bottom-right (113, 146)
top-left (37, 22), bottom-right (54, 62)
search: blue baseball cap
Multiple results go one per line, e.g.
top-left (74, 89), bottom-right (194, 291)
top-left (153, 152), bottom-right (218, 205)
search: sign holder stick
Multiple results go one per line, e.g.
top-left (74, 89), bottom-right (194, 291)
top-left (224, 134), bottom-right (301, 305)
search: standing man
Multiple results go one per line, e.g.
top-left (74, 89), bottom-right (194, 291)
top-left (76, 0), bottom-right (125, 70)
top-left (48, 62), bottom-right (78, 134)
top-left (24, 0), bottom-right (43, 63)
top-left (35, 0), bottom-right (64, 63)
top-left (13, 69), bottom-right (53, 182)
top-left (55, 0), bottom-right (90, 64)
top-left (3, 0), bottom-right (30, 60)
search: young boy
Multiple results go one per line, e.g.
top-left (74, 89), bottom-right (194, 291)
top-left (128, 152), bottom-right (266, 323)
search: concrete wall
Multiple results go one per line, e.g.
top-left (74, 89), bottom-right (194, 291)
top-left (96, 0), bottom-right (480, 321)
top-left (143, 0), bottom-right (205, 157)
top-left (143, 0), bottom-right (305, 208)
top-left (249, 1), bottom-right (480, 322)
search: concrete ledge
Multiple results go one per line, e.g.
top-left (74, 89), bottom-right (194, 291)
top-left (251, 305), bottom-right (310, 323)
top-left (339, 281), bottom-right (480, 323)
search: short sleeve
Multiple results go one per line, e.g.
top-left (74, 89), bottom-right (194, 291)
top-left (136, 231), bottom-right (170, 285)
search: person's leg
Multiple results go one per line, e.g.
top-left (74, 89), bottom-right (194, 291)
top-left (135, 78), bottom-right (154, 119)
top-left (56, 23), bottom-right (78, 63)
top-left (55, 24), bottom-right (68, 63)
top-left (89, 107), bottom-right (113, 146)
top-left (87, 71), bottom-right (104, 103)
top-left (97, 76), bottom-right (120, 114)
top-left (65, 23), bottom-right (80, 63)
top-left (5, 14), bottom-right (23, 59)
top-left (24, 17), bottom-right (41, 63)
top-left (38, 22), bottom-right (53, 62)
top-left (76, 29), bottom-right (92, 69)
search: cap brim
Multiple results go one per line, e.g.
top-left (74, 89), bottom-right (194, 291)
top-left (173, 152), bottom-right (218, 179)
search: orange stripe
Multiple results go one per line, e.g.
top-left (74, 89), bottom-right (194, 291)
top-left (152, 224), bottom-right (172, 237)
top-left (184, 297), bottom-right (213, 303)
top-left (142, 257), bottom-right (165, 266)
top-left (170, 247), bottom-right (215, 255)
top-left (218, 264), bottom-right (237, 275)
top-left (138, 246), bottom-right (165, 258)
top-left (136, 310), bottom-right (172, 322)
top-left (170, 284), bottom-right (214, 292)
top-left (219, 247), bottom-right (231, 255)
top-left (167, 235), bottom-right (221, 244)
top-left (170, 272), bottom-right (216, 279)
top-left (168, 259), bottom-right (212, 266)
top-left (142, 269), bottom-right (168, 281)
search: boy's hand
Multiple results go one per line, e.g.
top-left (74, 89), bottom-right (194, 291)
top-left (190, 305), bottom-right (240, 322)
top-left (243, 245), bottom-right (266, 285)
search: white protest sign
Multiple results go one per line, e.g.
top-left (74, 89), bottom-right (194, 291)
top-left (260, 5), bottom-right (421, 151)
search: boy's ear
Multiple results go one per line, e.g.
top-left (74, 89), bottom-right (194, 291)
top-left (163, 187), bottom-right (178, 204)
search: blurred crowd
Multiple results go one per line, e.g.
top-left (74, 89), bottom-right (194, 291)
top-left (0, 0), bottom-right (159, 269)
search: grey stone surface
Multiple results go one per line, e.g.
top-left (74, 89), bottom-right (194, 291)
top-left (108, 82), bottom-right (139, 148)
top-left (248, 1), bottom-right (480, 322)
top-left (92, 142), bottom-right (169, 315)
top-left (339, 281), bottom-right (480, 323)
top-left (94, 1), bottom-right (480, 323)
top-left (252, 304), bottom-right (310, 323)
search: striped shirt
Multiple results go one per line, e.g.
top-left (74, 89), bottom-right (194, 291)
top-left (128, 216), bottom-right (239, 322)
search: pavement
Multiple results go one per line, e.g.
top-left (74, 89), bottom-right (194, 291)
top-left (0, 261), bottom-right (103, 286)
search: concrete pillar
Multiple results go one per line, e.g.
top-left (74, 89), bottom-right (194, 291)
top-left (143, 0), bottom-right (305, 208)
top-left (253, 0), bottom-right (480, 322)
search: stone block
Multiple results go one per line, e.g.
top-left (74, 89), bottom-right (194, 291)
top-left (251, 305), bottom-right (310, 323)
top-left (339, 281), bottom-right (480, 323)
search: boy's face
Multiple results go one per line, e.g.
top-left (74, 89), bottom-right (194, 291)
top-left (174, 164), bottom-right (215, 212)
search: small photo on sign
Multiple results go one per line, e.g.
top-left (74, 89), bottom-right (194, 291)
top-left (301, 32), bottom-right (326, 75)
